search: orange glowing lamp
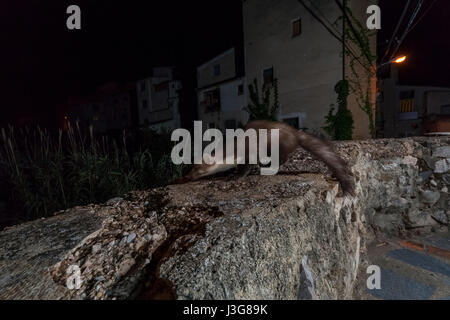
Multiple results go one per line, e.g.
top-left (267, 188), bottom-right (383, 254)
top-left (394, 56), bottom-right (406, 64)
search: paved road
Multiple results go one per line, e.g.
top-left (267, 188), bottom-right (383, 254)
top-left (355, 232), bottom-right (450, 300)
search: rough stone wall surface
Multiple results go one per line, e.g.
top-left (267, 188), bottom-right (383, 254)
top-left (0, 206), bottom-right (107, 299)
top-left (0, 136), bottom-right (448, 300)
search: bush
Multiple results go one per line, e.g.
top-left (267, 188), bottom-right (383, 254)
top-left (323, 80), bottom-right (354, 140)
top-left (244, 78), bottom-right (279, 122)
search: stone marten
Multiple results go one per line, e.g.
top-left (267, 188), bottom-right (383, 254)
top-left (174, 120), bottom-right (355, 196)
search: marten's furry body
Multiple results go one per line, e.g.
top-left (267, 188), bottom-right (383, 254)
top-left (175, 120), bottom-right (355, 196)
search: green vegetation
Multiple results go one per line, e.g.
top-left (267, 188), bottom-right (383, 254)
top-left (323, 80), bottom-right (354, 141)
top-left (325, 5), bottom-right (377, 139)
top-left (0, 123), bottom-right (184, 222)
top-left (244, 78), bottom-right (279, 122)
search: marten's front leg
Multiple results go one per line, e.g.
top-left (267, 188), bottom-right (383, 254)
top-left (233, 164), bottom-right (259, 180)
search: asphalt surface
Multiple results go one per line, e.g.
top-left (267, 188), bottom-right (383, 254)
top-left (356, 232), bottom-right (450, 300)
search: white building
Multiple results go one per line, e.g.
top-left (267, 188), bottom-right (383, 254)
top-left (196, 47), bottom-right (248, 130)
top-left (137, 67), bottom-right (182, 132)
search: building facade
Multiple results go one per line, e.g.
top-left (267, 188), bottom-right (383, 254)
top-left (379, 66), bottom-right (450, 137)
top-left (243, 0), bottom-right (377, 139)
top-left (67, 82), bottom-right (137, 134)
top-left (137, 67), bottom-right (182, 132)
top-left (196, 47), bottom-right (248, 131)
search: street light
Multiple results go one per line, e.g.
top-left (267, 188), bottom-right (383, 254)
top-left (378, 55), bottom-right (407, 68)
top-left (393, 55), bottom-right (407, 64)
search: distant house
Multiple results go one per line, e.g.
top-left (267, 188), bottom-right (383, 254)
top-left (378, 65), bottom-right (450, 137)
top-left (243, 0), bottom-right (376, 139)
top-left (67, 82), bottom-right (137, 134)
top-left (196, 47), bottom-right (247, 131)
top-left (136, 67), bottom-right (182, 132)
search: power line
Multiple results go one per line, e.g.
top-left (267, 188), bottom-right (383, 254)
top-left (306, 0), bottom-right (342, 37)
top-left (389, 0), bottom-right (425, 60)
top-left (334, 0), bottom-right (375, 68)
top-left (342, 0), bottom-right (346, 80)
top-left (406, 0), bottom-right (439, 35)
top-left (297, 0), bottom-right (373, 74)
top-left (305, 0), bottom-right (362, 62)
top-left (381, 0), bottom-right (412, 63)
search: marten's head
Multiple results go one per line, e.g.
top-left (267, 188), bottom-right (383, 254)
top-left (172, 163), bottom-right (217, 184)
top-left (172, 161), bottom-right (238, 184)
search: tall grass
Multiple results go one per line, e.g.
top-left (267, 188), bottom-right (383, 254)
top-left (0, 123), bottom-right (184, 223)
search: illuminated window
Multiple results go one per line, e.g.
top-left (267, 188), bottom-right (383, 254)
top-left (399, 91), bottom-right (415, 113)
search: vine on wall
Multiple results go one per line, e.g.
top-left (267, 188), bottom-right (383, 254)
top-left (325, 4), bottom-right (377, 139)
top-left (344, 6), bottom-right (377, 138)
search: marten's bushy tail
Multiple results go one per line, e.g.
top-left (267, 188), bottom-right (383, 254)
top-left (296, 131), bottom-right (355, 196)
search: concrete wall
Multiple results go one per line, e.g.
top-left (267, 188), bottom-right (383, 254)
top-left (243, 0), bottom-right (376, 139)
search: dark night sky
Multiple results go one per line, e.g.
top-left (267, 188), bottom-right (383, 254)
top-left (378, 0), bottom-right (450, 87)
top-left (0, 0), bottom-right (243, 127)
top-left (1, 0), bottom-right (449, 127)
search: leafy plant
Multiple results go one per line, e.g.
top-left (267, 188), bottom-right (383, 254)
top-left (244, 78), bottom-right (279, 122)
top-left (323, 80), bottom-right (354, 140)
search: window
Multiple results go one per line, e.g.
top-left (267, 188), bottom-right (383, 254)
top-left (238, 84), bottom-right (244, 96)
top-left (142, 99), bottom-right (148, 109)
top-left (283, 117), bottom-right (299, 129)
top-left (225, 119), bottom-right (237, 129)
top-left (263, 67), bottom-right (274, 87)
top-left (292, 18), bottom-right (302, 37)
top-left (154, 81), bottom-right (169, 92)
top-left (441, 105), bottom-right (450, 115)
top-left (399, 91), bottom-right (415, 113)
top-left (399, 91), bottom-right (415, 100)
top-left (202, 88), bottom-right (221, 113)
top-left (213, 64), bottom-right (221, 76)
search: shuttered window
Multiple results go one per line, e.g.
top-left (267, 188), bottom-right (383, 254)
top-left (292, 19), bottom-right (301, 37)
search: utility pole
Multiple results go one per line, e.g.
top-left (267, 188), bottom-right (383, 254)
top-left (342, 0), bottom-right (346, 80)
